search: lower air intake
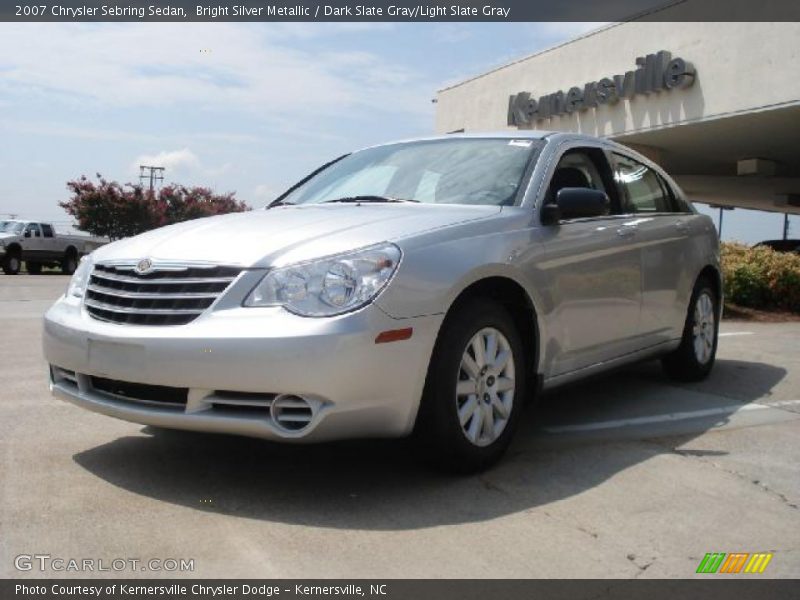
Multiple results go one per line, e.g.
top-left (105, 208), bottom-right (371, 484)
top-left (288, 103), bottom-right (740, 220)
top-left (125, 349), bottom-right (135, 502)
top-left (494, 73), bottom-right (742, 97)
top-left (270, 394), bottom-right (314, 432)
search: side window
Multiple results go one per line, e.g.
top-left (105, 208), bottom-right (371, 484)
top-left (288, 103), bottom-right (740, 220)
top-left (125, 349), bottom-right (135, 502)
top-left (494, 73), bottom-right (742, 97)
top-left (613, 154), bottom-right (674, 214)
top-left (546, 150), bottom-right (608, 203)
top-left (41, 224), bottom-right (54, 238)
top-left (25, 223), bottom-right (41, 237)
top-left (659, 175), bottom-right (691, 213)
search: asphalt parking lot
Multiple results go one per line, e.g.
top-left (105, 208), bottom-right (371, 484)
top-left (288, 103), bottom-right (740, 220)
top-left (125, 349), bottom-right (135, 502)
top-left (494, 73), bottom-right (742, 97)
top-left (1, 274), bottom-right (798, 579)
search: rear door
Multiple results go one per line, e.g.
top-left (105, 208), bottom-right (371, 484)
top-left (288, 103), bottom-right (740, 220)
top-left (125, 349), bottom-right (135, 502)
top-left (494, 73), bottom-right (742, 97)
top-left (536, 145), bottom-right (643, 376)
top-left (610, 153), bottom-right (695, 344)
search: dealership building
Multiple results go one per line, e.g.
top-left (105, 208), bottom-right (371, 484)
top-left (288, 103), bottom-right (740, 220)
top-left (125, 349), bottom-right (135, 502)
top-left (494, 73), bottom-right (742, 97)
top-left (435, 16), bottom-right (800, 226)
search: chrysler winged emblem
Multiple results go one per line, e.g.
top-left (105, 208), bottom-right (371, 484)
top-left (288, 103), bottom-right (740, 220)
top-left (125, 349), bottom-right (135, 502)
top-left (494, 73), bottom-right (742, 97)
top-left (135, 258), bottom-right (153, 274)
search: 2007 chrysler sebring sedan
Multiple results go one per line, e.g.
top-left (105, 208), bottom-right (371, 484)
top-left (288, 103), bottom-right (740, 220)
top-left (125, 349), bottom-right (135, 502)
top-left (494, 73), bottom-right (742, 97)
top-left (44, 132), bottom-right (721, 471)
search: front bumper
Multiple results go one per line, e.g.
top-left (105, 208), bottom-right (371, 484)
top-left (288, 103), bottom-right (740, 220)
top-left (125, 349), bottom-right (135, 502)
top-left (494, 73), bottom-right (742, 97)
top-left (43, 296), bottom-right (443, 442)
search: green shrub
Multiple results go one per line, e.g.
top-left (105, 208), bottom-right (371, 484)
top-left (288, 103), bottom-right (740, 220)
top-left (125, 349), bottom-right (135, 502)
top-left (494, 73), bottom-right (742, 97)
top-left (721, 242), bottom-right (800, 312)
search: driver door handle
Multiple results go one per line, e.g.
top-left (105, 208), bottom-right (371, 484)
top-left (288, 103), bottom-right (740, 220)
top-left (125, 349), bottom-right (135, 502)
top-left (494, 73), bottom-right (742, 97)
top-left (675, 220), bottom-right (690, 233)
top-left (616, 226), bottom-right (637, 238)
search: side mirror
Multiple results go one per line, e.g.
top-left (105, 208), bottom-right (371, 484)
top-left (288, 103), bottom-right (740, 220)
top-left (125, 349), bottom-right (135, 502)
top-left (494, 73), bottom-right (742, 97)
top-left (24, 230), bottom-right (31, 238)
top-left (553, 187), bottom-right (609, 221)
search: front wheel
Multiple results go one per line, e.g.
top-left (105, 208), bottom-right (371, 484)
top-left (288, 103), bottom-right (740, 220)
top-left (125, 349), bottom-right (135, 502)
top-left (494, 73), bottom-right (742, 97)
top-left (662, 277), bottom-right (719, 381)
top-left (3, 254), bottom-right (21, 275)
top-left (414, 298), bottom-right (526, 473)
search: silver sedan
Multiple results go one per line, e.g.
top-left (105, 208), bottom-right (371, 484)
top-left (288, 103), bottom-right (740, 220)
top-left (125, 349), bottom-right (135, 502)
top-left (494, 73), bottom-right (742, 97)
top-left (43, 132), bottom-right (721, 471)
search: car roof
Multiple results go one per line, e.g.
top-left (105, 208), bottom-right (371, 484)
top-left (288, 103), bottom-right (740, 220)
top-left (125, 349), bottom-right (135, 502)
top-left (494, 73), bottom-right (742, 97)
top-left (358, 131), bottom-right (622, 153)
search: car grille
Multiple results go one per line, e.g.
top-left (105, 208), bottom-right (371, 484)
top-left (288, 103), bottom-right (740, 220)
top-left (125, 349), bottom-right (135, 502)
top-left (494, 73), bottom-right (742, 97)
top-left (85, 263), bottom-right (242, 326)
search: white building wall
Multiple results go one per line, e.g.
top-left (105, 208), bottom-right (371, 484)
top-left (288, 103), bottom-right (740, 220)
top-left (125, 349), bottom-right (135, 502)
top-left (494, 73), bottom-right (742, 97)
top-left (435, 21), bottom-right (800, 137)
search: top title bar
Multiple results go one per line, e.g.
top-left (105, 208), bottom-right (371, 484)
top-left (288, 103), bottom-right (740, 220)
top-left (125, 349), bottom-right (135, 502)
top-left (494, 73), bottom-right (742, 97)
top-left (3, 0), bottom-right (800, 22)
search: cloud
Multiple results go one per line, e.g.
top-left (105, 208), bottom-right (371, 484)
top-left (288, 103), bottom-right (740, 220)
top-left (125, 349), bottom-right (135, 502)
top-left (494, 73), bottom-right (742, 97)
top-left (0, 23), bottom-right (435, 121)
top-left (252, 184), bottom-right (279, 203)
top-left (0, 118), bottom-right (262, 146)
top-left (130, 149), bottom-right (237, 183)
top-left (436, 24), bottom-right (473, 43)
top-left (132, 148), bottom-right (200, 174)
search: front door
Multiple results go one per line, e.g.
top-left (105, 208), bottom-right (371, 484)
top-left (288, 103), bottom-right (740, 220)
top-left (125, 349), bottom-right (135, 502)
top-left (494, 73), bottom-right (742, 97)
top-left (22, 223), bottom-right (46, 260)
top-left (535, 147), bottom-right (643, 376)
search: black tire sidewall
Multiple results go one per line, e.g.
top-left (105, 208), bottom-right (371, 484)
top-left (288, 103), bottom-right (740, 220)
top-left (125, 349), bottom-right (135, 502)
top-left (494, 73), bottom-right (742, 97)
top-left (692, 284), bottom-right (720, 372)
top-left (664, 278), bottom-right (719, 380)
top-left (4, 255), bottom-right (21, 275)
top-left (417, 298), bottom-right (527, 471)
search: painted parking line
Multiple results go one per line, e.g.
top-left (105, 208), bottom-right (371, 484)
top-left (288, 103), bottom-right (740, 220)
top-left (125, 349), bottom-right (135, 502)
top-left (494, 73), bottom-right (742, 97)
top-left (542, 399), bottom-right (800, 434)
top-left (719, 332), bottom-right (754, 337)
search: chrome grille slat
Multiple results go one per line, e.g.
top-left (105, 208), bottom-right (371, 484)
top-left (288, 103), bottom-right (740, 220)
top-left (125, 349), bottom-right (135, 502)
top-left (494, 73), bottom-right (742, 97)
top-left (91, 271), bottom-right (236, 285)
top-left (85, 298), bottom-right (204, 316)
top-left (87, 284), bottom-right (219, 300)
top-left (85, 263), bottom-right (242, 326)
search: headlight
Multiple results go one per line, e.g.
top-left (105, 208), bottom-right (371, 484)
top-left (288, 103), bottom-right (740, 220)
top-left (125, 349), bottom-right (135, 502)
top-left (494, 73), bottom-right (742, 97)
top-left (244, 243), bottom-right (401, 317)
top-left (67, 255), bottom-right (93, 298)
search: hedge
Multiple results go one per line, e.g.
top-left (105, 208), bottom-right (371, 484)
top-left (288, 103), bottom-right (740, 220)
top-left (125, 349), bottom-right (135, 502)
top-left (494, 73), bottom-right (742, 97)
top-left (721, 242), bottom-right (800, 313)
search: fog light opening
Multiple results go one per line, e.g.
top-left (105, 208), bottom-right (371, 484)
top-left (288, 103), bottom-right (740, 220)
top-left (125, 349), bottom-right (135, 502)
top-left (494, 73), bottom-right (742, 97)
top-left (270, 394), bottom-right (314, 432)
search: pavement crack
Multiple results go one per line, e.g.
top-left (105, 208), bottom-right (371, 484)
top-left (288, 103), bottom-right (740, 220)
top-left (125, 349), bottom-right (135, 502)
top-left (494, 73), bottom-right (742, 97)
top-left (542, 510), bottom-right (600, 540)
top-left (478, 476), bottom-right (508, 494)
top-left (626, 553), bottom-right (655, 578)
top-left (646, 438), bottom-right (799, 511)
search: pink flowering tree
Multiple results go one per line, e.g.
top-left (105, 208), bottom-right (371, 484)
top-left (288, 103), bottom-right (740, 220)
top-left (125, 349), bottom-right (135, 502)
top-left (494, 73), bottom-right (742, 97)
top-left (60, 175), bottom-right (249, 240)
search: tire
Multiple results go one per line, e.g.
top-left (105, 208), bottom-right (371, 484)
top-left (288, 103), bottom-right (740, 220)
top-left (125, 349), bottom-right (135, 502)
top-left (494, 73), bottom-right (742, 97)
top-left (61, 252), bottom-right (78, 275)
top-left (414, 298), bottom-right (527, 473)
top-left (661, 277), bottom-right (719, 382)
top-left (26, 262), bottom-right (42, 275)
top-left (3, 254), bottom-right (21, 275)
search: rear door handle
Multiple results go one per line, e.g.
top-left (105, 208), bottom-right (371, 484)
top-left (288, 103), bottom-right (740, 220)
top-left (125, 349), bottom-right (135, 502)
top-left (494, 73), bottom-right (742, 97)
top-left (616, 226), bottom-right (637, 238)
top-left (675, 221), bottom-right (690, 233)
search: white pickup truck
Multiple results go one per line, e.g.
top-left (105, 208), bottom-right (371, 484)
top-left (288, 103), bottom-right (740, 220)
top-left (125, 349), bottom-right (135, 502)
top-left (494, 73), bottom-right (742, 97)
top-left (0, 220), bottom-right (106, 275)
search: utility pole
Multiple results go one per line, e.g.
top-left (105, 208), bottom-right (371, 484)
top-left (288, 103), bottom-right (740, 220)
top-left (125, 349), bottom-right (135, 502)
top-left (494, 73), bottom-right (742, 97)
top-left (708, 204), bottom-right (734, 240)
top-left (783, 213), bottom-right (790, 241)
top-left (139, 165), bottom-right (165, 191)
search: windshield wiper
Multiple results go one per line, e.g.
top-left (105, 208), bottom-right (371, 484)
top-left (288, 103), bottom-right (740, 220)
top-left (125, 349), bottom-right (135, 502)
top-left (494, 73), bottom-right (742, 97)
top-left (321, 195), bottom-right (419, 204)
top-left (266, 200), bottom-right (296, 209)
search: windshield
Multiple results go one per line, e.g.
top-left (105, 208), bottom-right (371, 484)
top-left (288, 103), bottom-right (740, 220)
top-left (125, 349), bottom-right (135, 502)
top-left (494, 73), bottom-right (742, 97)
top-left (0, 221), bottom-right (24, 233)
top-left (278, 138), bottom-right (542, 207)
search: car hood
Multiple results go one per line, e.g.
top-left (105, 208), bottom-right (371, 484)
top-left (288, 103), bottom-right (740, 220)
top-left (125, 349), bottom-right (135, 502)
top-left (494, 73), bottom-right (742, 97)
top-left (0, 233), bottom-right (20, 242)
top-left (91, 203), bottom-right (502, 267)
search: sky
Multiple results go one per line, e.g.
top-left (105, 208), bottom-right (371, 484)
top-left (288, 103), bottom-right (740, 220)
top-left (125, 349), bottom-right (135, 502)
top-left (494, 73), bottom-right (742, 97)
top-left (0, 21), bottom-right (795, 243)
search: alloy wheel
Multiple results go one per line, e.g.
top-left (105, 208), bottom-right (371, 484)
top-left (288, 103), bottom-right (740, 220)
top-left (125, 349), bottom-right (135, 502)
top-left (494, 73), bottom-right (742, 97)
top-left (692, 292), bottom-right (715, 364)
top-left (455, 327), bottom-right (515, 447)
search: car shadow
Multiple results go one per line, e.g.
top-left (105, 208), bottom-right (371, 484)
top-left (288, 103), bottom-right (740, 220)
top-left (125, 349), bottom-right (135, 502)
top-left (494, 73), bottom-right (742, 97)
top-left (72, 358), bottom-right (787, 531)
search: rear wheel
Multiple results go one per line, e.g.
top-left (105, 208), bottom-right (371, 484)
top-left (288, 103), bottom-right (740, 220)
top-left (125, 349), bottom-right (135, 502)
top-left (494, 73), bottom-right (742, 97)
top-left (662, 277), bottom-right (719, 381)
top-left (415, 298), bottom-right (526, 473)
top-left (3, 254), bottom-right (21, 275)
top-left (26, 262), bottom-right (42, 274)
